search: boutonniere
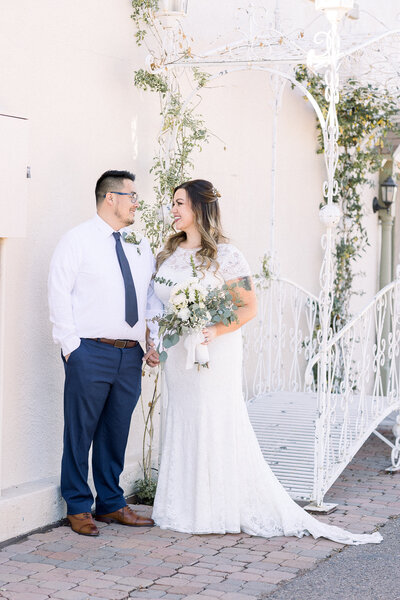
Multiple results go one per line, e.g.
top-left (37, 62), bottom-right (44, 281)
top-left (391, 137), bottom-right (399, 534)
top-left (122, 230), bottom-right (143, 255)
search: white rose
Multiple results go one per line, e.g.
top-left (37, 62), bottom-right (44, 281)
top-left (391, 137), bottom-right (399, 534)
top-left (172, 292), bottom-right (187, 307)
top-left (178, 308), bottom-right (190, 321)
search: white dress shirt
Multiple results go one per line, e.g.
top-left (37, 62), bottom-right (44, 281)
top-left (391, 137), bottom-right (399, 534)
top-left (48, 214), bottom-right (162, 356)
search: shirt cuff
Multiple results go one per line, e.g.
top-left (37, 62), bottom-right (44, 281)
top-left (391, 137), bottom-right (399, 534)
top-left (60, 334), bottom-right (81, 357)
top-left (146, 320), bottom-right (160, 348)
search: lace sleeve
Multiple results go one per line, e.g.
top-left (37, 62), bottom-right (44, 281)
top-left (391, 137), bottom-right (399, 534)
top-left (218, 244), bottom-right (252, 281)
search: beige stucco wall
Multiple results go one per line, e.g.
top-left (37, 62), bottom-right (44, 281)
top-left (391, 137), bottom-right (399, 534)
top-left (350, 172), bottom-right (381, 316)
top-left (392, 147), bottom-right (400, 276)
top-left (0, 0), bottom-right (161, 540)
top-left (395, 223), bottom-right (400, 279)
top-left (192, 72), bottom-right (327, 295)
top-left (0, 0), bottom-right (390, 541)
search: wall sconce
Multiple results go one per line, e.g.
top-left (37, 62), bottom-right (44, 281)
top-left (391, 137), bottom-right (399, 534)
top-left (373, 176), bottom-right (398, 213)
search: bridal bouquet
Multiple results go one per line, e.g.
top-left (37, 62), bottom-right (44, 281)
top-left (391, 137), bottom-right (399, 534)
top-left (156, 277), bottom-right (249, 369)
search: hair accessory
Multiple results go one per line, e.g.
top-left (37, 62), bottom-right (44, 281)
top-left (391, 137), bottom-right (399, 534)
top-left (211, 186), bottom-right (221, 199)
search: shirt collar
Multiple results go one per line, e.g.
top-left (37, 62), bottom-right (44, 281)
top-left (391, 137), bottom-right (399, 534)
top-left (93, 214), bottom-right (117, 238)
top-left (120, 225), bottom-right (133, 236)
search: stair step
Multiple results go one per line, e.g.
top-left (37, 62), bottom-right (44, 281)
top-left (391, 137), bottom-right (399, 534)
top-left (247, 392), bottom-right (317, 500)
top-left (247, 390), bottom-right (394, 501)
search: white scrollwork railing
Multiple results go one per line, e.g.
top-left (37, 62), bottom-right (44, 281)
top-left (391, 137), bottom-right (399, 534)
top-left (306, 272), bottom-right (400, 505)
top-left (243, 278), bottom-right (319, 402)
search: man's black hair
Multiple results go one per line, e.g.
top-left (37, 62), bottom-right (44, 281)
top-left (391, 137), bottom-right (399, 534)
top-left (95, 170), bottom-right (135, 205)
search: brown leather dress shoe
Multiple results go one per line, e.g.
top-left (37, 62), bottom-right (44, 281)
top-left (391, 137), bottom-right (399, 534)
top-left (67, 512), bottom-right (99, 536)
top-left (95, 505), bottom-right (154, 527)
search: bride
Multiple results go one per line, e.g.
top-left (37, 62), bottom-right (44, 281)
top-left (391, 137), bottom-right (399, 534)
top-left (151, 179), bottom-right (381, 545)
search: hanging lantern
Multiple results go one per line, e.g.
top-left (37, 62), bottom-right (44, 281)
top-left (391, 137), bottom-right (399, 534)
top-left (155, 0), bottom-right (189, 18)
top-left (381, 175), bottom-right (398, 209)
top-left (372, 176), bottom-right (398, 213)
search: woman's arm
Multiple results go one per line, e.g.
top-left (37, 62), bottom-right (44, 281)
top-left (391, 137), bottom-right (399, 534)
top-left (202, 275), bottom-right (257, 344)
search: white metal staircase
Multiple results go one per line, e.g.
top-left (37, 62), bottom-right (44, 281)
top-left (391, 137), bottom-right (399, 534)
top-left (244, 275), bottom-right (400, 508)
top-left (248, 391), bottom-right (317, 501)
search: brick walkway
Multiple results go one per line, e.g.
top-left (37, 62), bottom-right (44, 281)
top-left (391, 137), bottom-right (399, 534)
top-left (1, 432), bottom-right (399, 600)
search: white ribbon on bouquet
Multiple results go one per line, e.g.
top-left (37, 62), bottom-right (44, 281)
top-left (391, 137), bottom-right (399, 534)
top-left (183, 331), bottom-right (209, 369)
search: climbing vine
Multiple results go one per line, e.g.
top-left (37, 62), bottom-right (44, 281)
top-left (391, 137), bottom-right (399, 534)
top-left (296, 65), bottom-right (400, 328)
top-left (131, 0), bottom-right (159, 45)
top-left (131, 2), bottom-right (211, 252)
top-left (130, 0), bottom-right (211, 502)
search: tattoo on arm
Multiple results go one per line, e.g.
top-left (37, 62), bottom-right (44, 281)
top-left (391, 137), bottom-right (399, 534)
top-left (239, 276), bottom-right (252, 291)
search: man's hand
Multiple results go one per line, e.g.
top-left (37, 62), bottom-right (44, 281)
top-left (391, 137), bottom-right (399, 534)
top-left (144, 340), bottom-right (160, 368)
top-left (65, 353), bottom-right (71, 362)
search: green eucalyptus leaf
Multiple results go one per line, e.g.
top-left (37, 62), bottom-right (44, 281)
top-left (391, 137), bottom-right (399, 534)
top-left (163, 335), bottom-right (175, 349)
top-left (170, 333), bottom-right (180, 346)
top-left (159, 350), bottom-right (168, 362)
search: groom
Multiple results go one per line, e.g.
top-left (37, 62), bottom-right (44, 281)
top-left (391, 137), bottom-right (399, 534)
top-left (48, 170), bottom-right (161, 536)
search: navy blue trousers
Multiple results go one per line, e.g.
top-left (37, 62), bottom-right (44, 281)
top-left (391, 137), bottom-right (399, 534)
top-left (61, 338), bottom-right (143, 515)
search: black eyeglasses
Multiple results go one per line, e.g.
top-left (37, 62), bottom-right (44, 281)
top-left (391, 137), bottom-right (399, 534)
top-left (105, 191), bottom-right (139, 203)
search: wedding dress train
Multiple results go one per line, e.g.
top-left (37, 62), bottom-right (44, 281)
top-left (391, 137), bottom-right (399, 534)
top-left (152, 244), bottom-right (382, 545)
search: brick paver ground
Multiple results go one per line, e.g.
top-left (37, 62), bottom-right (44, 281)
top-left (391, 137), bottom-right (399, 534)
top-left (1, 432), bottom-right (399, 600)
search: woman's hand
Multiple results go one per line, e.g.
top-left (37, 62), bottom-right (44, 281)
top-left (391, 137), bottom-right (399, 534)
top-left (201, 325), bottom-right (218, 345)
top-left (144, 339), bottom-right (160, 367)
top-left (200, 277), bottom-right (257, 343)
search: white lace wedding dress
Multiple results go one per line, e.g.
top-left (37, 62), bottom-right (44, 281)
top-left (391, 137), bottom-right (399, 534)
top-left (152, 244), bottom-right (382, 545)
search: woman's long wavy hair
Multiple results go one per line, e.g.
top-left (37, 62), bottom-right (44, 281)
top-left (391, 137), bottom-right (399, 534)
top-left (156, 179), bottom-right (228, 274)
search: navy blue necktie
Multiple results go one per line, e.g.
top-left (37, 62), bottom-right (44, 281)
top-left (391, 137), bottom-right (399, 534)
top-left (112, 232), bottom-right (138, 327)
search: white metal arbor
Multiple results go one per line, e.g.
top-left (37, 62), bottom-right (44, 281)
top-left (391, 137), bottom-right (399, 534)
top-left (147, 0), bottom-right (400, 509)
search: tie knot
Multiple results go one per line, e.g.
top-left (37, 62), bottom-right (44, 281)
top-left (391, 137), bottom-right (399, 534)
top-left (113, 231), bottom-right (121, 241)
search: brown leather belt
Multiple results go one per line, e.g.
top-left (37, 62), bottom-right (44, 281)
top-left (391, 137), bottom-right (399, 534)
top-left (91, 338), bottom-right (138, 349)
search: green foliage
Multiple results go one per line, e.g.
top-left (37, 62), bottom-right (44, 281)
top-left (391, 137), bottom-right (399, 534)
top-left (133, 476), bottom-right (157, 505)
top-left (153, 275), bottom-right (174, 287)
top-left (149, 99), bottom-right (209, 249)
top-left (190, 254), bottom-right (197, 277)
top-left (131, 0), bottom-right (159, 45)
top-left (253, 254), bottom-right (273, 289)
top-left (133, 67), bottom-right (209, 251)
top-left (193, 67), bottom-right (212, 88)
top-left (134, 69), bottom-right (168, 94)
top-left (295, 65), bottom-right (400, 326)
top-left (131, 6), bottom-right (210, 251)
